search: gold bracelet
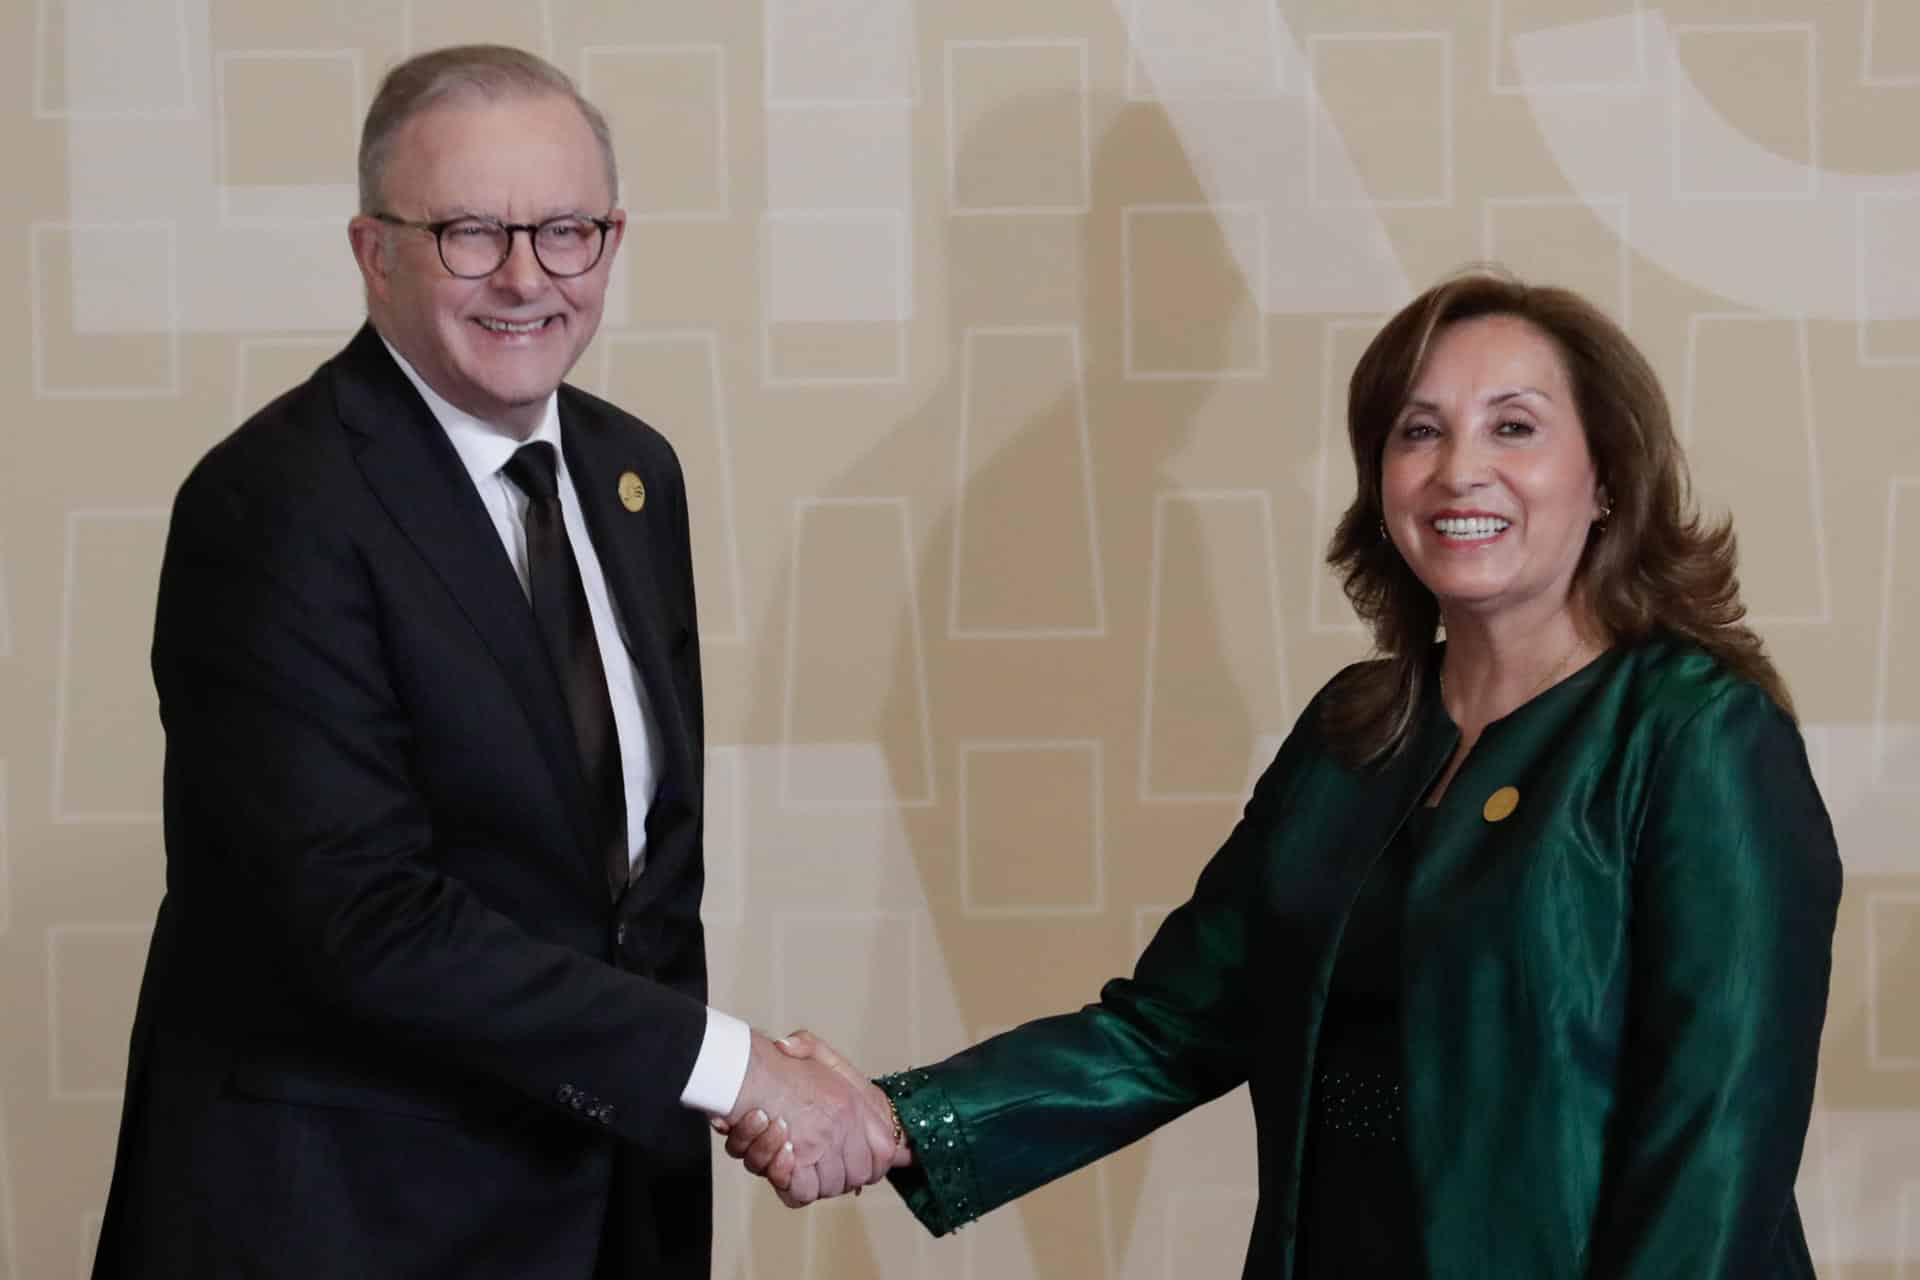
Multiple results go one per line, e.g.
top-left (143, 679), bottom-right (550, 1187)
top-left (884, 1093), bottom-right (905, 1148)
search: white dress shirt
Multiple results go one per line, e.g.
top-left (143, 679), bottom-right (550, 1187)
top-left (382, 338), bottom-right (749, 1116)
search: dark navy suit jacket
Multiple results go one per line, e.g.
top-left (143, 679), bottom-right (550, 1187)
top-left (93, 326), bottom-right (714, 1278)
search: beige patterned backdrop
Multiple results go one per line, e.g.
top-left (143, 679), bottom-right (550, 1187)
top-left (5, 0), bottom-right (1920, 1274)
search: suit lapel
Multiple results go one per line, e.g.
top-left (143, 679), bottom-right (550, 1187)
top-left (558, 396), bottom-right (697, 796)
top-left (559, 396), bottom-right (701, 905)
top-left (328, 327), bottom-right (601, 877)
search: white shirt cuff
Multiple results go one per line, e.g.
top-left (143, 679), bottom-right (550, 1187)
top-left (679, 1007), bottom-right (752, 1116)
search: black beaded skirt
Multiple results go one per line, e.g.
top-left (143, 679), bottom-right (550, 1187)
top-left (1292, 809), bottom-right (1430, 1278)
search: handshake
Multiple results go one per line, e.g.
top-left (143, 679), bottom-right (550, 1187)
top-left (713, 1030), bottom-right (910, 1207)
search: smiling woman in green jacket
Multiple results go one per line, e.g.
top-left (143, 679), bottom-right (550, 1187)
top-left (731, 269), bottom-right (1841, 1279)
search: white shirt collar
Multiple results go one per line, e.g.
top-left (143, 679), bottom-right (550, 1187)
top-left (379, 334), bottom-right (562, 486)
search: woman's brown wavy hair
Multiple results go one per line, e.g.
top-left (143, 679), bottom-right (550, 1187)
top-left (1321, 267), bottom-right (1791, 766)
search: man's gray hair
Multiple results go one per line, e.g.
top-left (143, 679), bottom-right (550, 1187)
top-left (358, 44), bottom-right (618, 214)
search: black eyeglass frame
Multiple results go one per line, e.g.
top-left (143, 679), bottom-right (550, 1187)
top-left (371, 212), bottom-right (620, 279)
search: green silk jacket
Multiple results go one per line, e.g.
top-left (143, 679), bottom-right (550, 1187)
top-left (880, 637), bottom-right (1841, 1278)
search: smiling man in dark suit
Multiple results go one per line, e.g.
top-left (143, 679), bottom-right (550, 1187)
top-left (92, 44), bottom-right (895, 1280)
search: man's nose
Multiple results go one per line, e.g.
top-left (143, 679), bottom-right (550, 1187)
top-left (491, 228), bottom-right (549, 297)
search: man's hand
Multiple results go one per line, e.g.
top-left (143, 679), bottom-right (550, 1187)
top-left (720, 1031), bottom-right (897, 1207)
top-left (768, 1031), bottom-right (912, 1171)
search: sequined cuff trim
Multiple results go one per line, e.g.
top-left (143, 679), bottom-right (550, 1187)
top-left (877, 1069), bottom-right (984, 1235)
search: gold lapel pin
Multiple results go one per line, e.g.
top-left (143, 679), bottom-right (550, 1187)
top-left (618, 471), bottom-right (646, 513)
top-left (1483, 785), bottom-right (1520, 823)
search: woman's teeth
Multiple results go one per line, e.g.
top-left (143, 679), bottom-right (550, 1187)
top-left (1432, 516), bottom-right (1510, 539)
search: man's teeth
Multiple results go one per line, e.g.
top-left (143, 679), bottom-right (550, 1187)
top-left (477, 317), bottom-right (549, 333)
top-left (1432, 516), bottom-right (1510, 538)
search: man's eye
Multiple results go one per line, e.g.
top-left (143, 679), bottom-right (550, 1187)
top-left (540, 220), bottom-right (591, 242)
top-left (446, 221), bottom-right (498, 239)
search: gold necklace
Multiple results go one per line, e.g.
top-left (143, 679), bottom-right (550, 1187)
top-left (1439, 637), bottom-right (1589, 714)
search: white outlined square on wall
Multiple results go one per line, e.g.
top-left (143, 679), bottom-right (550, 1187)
top-left (764, 0), bottom-right (919, 107)
top-left (32, 0), bottom-right (193, 120)
top-left (1122, 203), bottom-right (1269, 381)
top-left (214, 51), bottom-right (363, 224)
top-left (30, 223), bottom-right (181, 400)
top-left (759, 211), bottom-right (911, 386)
top-left (777, 498), bottom-right (935, 810)
top-left (1857, 193), bottom-right (1920, 367)
top-left (958, 740), bottom-right (1104, 918)
top-left (1862, 0), bottom-right (1920, 87)
top-left (0, 541), bottom-right (12, 659)
top-left (1667, 24), bottom-right (1818, 202)
top-left (1308, 32), bottom-right (1454, 209)
top-left (1900, 1181), bottom-right (1920, 1280)
top-left (233, 337), bottom-right (346, 427)
top-left (51, 510), bottom-right (170, 824)
top-left (47, 924), bottom-right (153, 1102)
top-left (760, 320), bottom-right (910, 387)
top-left (1875, 479), bottom-right (1920, 790)
top-left (1164, 1188), bottom-right (1260, 1280)
top-left (596, 331), bottom-right (747, 643)
top-left (946, 40), bottom-right (1092, 216)
top-left (0, 762), bottom-right (10, 937)
top-left (701, 746), bottom-right (747, 927)
top-left (761, 209), bottom-right (910, 315)
top-left (767, 104), bottom-right (911, 211)
top-left (1310, 319), bottom-right (1382, 635)
top-left (1480, 196), bottom-right (1632, 326)
top-left (770, 911), bottom-right (918, 1066)
top-left (400, 0), bottom-right (554, 61)
top-left (1867, 892), bottom-right (1920, 1070)
top-left (1489, 0), bottom-right (1648, 95)
top-left (582, 46), bottom-right (731, 223)
top-left (949, 325), bottom-right (1107, 639)
top-left (0, 1094), bottom-right (16, 1280)
top-left (1679, 313), bottom-right (1831, 625)
top-left (1140, 490), bottom-right (1290, 803)
top-left (1123, 0), bottom-right (1288, 101)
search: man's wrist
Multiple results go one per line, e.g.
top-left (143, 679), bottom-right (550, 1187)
top-left (679, 1008), bottom-right (752, 1116)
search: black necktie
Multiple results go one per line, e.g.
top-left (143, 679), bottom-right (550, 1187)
top-left (503, 442), bottom-right (628, 898)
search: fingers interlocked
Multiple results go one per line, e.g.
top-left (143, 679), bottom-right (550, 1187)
top-left (717, 1030), bottom-right (899, 1209)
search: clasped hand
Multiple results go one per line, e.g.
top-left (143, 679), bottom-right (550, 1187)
top-left (715, 1031), bottom-right (909, 1207)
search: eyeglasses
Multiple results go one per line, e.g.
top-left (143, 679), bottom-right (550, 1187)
top-left (372, 212), bottom-right (618, 279)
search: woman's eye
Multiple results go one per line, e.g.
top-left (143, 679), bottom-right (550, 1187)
top-left (1401, 422), bottom-right (1437, 440)
top-left (1496, 420), bottom-right (1535, 437)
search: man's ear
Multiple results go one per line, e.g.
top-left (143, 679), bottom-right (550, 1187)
top-left (347, 216), bottom-right (391, 302)
top-left (598, 208), bottom-right (628, 270)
